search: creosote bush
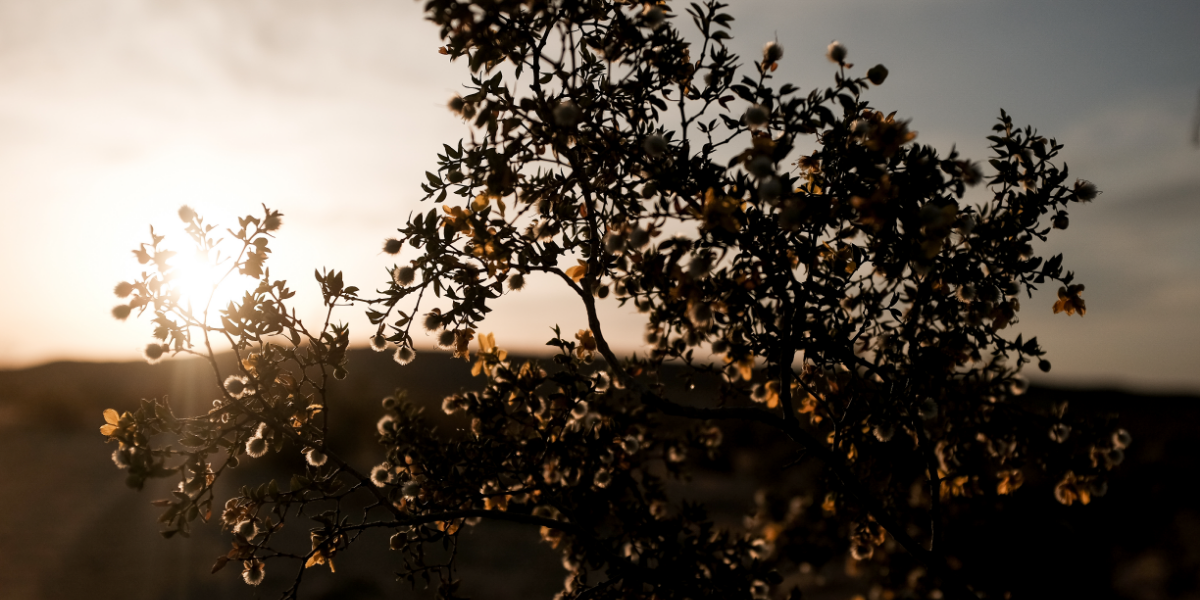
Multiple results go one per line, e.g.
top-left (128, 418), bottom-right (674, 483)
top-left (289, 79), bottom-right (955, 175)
top-left (103, 2), bottom-right (1126, 599)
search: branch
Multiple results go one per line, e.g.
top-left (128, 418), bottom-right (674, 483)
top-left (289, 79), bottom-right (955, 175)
top-left (342, 509), bottom-right (579, 536)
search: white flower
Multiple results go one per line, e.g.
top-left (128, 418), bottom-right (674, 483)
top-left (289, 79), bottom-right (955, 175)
top-left (394, 346), bottom-right (416, 365)
top-left (1049, 423), bottom-right (1071, 443)
top-left (401, 481), bottom-right (421, 499)
top-left (553, 101), bottom-right (580, 127)
top-left (1009, 375), bottom-right (1029, 396)
top-left (593, 468), bottom-right (612, 489)
top-left (144, 343), bottom-right (166, 364)
top-left (235, 519), bottom-right (256, 540)
top-left (762, 40), bottom-right (784, 64)
top-left (392, 266), bottom-right (415, 286)
top-left (826, 40), bottom-right (847, 64)
top-left (224, 375), bottom-right (250, 398)
top-left (371, 464), bottom-right (393, 487)
top-left (918, 397), bottom-right (938, 420)
top-left (242, 560), bottom-right (265, 586)
top-left (305, 448), bottom-right (328, 467)
top-left (744, 104), bottom-right (770, 128)
top-left (246, 437), bottom-right (268, 458)
top-left (1112, 429), bottom-right (1132, 450)
top-left (873, 423), bottom-right (895, 442)
top-left (640, 5), bottom-right (665, 29)
top-left (643, 134), bottom-right (668, 158)
top-left (377, 414), bottom-right (397, 435)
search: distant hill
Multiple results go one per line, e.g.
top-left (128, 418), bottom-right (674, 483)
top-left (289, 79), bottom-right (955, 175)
top-left (0, 351), bottom-right (1196, 599)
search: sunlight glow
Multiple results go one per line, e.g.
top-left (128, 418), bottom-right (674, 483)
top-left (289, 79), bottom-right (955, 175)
top-left (166, 248), bottom-right (253, 319)
top-left (95, 143), bottom-right (275, 323)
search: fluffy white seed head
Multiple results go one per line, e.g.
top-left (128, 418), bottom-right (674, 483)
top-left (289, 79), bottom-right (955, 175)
top-left (393, 266), bottom-right (415, 286)
top-left (763, 40), bottom-right (784, 64)
top-left (305, 448), bottom-right (328, 467)
top-left (246, 436), bottom-right (268, 458)
top-left (394, 346), bottom-right (416, 365)
top-left (242, 560), bottom-right (265, 586)
top-left (826, 40), bottom-right (847, 64)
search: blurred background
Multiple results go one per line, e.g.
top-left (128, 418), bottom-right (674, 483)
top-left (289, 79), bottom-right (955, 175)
top-left (0, 0), bottom-right (1198, 598)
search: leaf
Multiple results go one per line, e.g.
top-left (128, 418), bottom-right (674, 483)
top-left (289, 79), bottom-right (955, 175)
top-left (211, 556), bottom-right (229, 574)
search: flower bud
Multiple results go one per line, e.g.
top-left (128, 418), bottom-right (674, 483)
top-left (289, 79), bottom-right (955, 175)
top-left (643, 134), bottom-right (668, 158)
top-left (178, 205), bottom-right (197, 223)
top-left (763, 41), bottom-right (784, 64)
top-left (641, 5), bottom-right (665, 29)
top-left (866, 64), bottom-right (888, 85)
top-left (393, 266), bottom-right (415, 286)
top-left (144, 343), bottom-right (166, 363)
top-left (554, 101), bottom-right (580, 127)
top-left (744, 105), bottom-right (770, 128)
top-left (747, 155), bottom-right (774, 178)
top-left (1073, 179), bottom-right (1099, 201)
top-left (758, 177), bottom-right (782, 200)
top-left (826, 40), bottom-right (847, 64)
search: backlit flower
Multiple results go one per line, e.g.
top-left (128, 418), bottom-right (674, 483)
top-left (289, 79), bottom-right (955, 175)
top-left (394, 346), bottom-right (416, 365)
top-left (246, 436), bottom-right (268, 458)
top-left (392, 266), bottom-right (415, 286)
top-left (224, 375), bottom-right (250, 398)
top-left (762, 40), bottom-right (784, 65)
top-left (242, 559), bottom-right (265, 586)
top-left (144, 343), bottom-right (166, 364)
top-left (1052, 284), bottom-right (1086, 316)
top-left (643, 134), bottom-right (668, 158)
top-left (305, 448), bottom-right (327, 467)
top-left (826, 40), bottom-right (847, 64)
top-left (371, 464), bottom-right (392, 487)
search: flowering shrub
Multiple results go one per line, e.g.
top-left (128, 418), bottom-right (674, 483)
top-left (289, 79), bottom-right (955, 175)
top-left (103, 1), bottom-right (1126, 598)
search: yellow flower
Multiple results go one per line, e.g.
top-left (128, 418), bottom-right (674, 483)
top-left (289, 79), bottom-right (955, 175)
top-left (996, 469), bottom-right (1024, 495)
top-left (575, 329), bottom-right (597, 360)
top-left (565, 260), bottom-right (588, 283)
top-left (100, 409), bottom-right (122, 437)
top-left (724, 352), bottom-right (755, 381)
top-left (701, 188), bottom-right (743, 233)
top-left (472, 332), bottom-right (507, 377)
top-left (1054, 471), bottom-right (1091, 505)
top-left (1052, 284), bottom-right (1086, 316)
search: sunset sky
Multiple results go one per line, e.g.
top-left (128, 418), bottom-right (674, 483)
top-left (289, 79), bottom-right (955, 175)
top-left (1, 0), bottom-right (1197, 392)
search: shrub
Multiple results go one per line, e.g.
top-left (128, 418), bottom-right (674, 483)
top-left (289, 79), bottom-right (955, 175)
top-left (103, 2), bottom-right (1123, 598)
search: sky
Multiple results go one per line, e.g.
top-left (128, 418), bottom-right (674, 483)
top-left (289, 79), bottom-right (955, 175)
top-left (0, 0), bottom-right (1197, 393)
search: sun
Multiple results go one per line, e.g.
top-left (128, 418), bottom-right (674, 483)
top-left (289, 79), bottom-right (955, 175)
top-left (165, 248), bottom-right (254, 320)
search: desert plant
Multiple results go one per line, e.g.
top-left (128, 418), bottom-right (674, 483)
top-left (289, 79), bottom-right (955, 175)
top-left (103, 1), bottom-right (1127, 598)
